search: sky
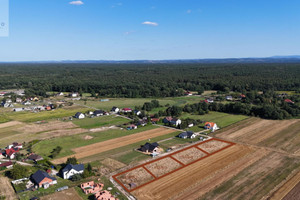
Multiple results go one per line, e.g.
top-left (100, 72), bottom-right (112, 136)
top-left (0, 0), bottom-right (300, 61)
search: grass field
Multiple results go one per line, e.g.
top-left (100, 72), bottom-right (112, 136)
top-left (72, 115), bottom-right (130, 129)
top-left (181, 111), bottom-right (249, 128)
top-left (0, 106), bottom-right (90, 123)
top-left (73, 96), bottom-right (205, 111)
top-left (33, 125), bottom-right (157, 159)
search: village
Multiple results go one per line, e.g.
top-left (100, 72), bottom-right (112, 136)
top-left (0, 89), bottom-right (299, 200)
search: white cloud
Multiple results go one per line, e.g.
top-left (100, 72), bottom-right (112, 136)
top-left (112, 2), bottom-right (122, 8)
top-left (69, 1), bottom-right (84, 5)
top-left (187, 9), bottom-right (192, 14)
top-left (142, 21), bottom-right (158, 26)
top-left (124, 31), bottom-right (135, 35)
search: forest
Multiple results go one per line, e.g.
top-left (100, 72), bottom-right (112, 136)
top-left (0, 63), bottom-right (299, 98)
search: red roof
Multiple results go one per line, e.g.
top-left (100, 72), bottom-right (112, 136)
top-left (122, 108), bottom-right (132, 111)
top-left (284, 99), bottom-right (294, 103)
top-left (5, 148), bottom-right (19, 157)
top-left (240, 94), bottom-right (246, 98)
top-left (0, 161), bottom-right (13, 168)
top-left (151, 118), bottom-right (160, 122)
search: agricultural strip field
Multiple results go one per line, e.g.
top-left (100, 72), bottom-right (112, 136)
top-left (270, 170), bottom-right (300, 200)
top-left (216, 118), bottom-right (300, 154)
top-left (113, 138), bottom-right (235, 194)
top-left (52, 127), bottom-right (176, 164)
top-left (40, 188), bottom-right (82, 200)
top-left (72, 115), bottom-right (130, 129)
top-left (0, 176), bottom-right (18, 200)
top-left (126, 142), bottom-right (255, 200)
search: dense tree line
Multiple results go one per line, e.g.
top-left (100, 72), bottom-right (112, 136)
top-left (0, 63), bottom-right (299, 97)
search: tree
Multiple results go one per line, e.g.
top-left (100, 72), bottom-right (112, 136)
top-left (87, 163), bottom-right (92, 173)
top-left (50, 146), bottom-right (62, 158)
top-left (66, 157), bottom-right (78, 165)
top-left (10, 164), bottom-right (29, 179)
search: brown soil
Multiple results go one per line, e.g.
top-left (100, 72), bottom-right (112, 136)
top-left (270, 170), bottom-right (300, 200)
top-left (39, 128), bottom-right (86, 139)
top-left (0, 121), bottom-right (23, 128)
top-left (101, 158), bottom-right (126, 170)
top-left (197, 140), bottom-right (230, 154)
top-left (145, 157), bottom-right (182, 177)
top-left (131, 144), bottom-right (253, 200)
top-left (0, 176), bottom-right (18, 200)
top-left (40, 188), bottom-right (82, 200)
top-left (52, 128), bottom-right (176, 164)
top-left (16, 121), bottom-right (78, 134)
top-left (171, 147), bottom-right (207, 165)
top-left (117, 167), bottom-right (154, 189)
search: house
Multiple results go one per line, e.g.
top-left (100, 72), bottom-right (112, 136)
top-left (240, 94), bottom-right (246, 99)
top-left (94, 110), bottom-right (105, 117)
top-left (100, 99), bottom-right (109, 102)
top-left (226, 96), bottom-right (233, 101)
top-left (188, 123), bottom-right (194, 127)
top-left (23, 101), bottom-right (31, 105)
top-left (127, 124), bottom-right (137, 130)
top-left (111, 107), bottom-right (120, 113)
top-left (81, 181), bottom-right (104, 194)
top-left (204, 122), bottom-right (219, 132)
top-left (151, 118), bottom-right (160, 124)
top-left (70, 93), bottom-right (78, 97)
top-left (95, 190), bottom-right (117, 200)
top-left (184, 91), bottom-right (193, 96)
top-left (31, 170), bottom-right (57, 189)
top-left (5, 148), bottom-right (19, 159)
top-left (136, 119), bottom-right (147, 126)
top-left (206, 98), bottom-right (214, 103)
top-left (163, 117), bottom-right (182, 126)
top-left (134, 110), bottom-right (141, 116)
top-left (27, 154), bottom-right (43, 162)
top-left (7, 142), bottom-right (23, 149)
top-left (13, 108), bottom-right (24, 112)
top-left (6, 99), bottom-right (12, 103)
top-left (122, 108), bottom-right (132, 113)
top-left (284, 99), bottom-right (295, 104)
top-left (0, 161), bottom-right (13, 169)
top-left (2, 103), bottom-right (14, 108)
top-left (75, 112), bottom-right (85, 119)
top-left (61, 164), bottom-right (84, 179)
top-left (178, 131), bottom-right (196, 139)
top-left (59, 92), bottom-right (64, 96)
top-left (16, 98), bottom-right (23, 103)
top-left (139, 142), bottom-right (159, 154)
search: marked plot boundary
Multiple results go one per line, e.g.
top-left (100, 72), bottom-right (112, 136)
top-left (113, 138), bottom-right (234, 193)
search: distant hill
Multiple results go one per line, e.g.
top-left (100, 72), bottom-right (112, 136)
top-left (2, 55), bottom-right (300, 64)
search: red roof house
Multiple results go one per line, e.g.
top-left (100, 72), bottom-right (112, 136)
top-left (5, 148), bottom-right (19, 159)
top-left (0, 161), bottom-right (13, 168)
top-left (284, 99), bottom-right (295, 104)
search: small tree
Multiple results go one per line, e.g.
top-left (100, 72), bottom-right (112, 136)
top-left (10, 164), bottom-right (29, 179)
top-left (87, 163), bottom-right (92, 173)
top-left (66, 157), bottom-right (78, 165)
top-left (71, 174), bottom-right (82, 182)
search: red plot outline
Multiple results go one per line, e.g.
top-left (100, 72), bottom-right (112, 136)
top-left (112, 138), bottom-right (235, 193)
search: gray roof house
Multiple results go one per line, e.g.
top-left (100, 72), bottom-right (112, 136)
top-left (61, 164), bottom-right (84, 179)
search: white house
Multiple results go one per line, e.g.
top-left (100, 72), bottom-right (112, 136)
top-left (204, 122), bottom-right (219, 132)
top-left (111, 107), bottom-right (120, 113)
top-left (170, 118), bottom-right (182, 126)
top-left (61, 164), bottom-right (84, 179)
top-left (75, 112), bottom-right (85, 119)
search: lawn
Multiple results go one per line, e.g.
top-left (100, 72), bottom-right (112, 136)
top-left (181, 111), bottom-right (249, 128)
top-left (72, 115), bottom-right (130, 129)
top-left (32, 125), bottom-right (158, 159)
top-left (73, 96), bottom-right (205, 111)
top-left (2, 107), bottom-right (90, 123)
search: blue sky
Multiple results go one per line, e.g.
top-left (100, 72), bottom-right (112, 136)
top-left (0, 0), bottom-right (300, 61)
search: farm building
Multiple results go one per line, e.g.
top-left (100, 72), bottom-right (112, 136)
top-left (75, 112), bottom-right (85, 119)
top-left (204, 122), bottom-right (219, 132)
top-left (0, 161), bottom-right (13, 169)
top-left (178, 131), bottom-right (196, 139)
top-left (27, 153), bottom-right (43, 162)
top-left (61, 164), bottom-right (84, 179)
top-left (122, 108), bottom-right (132, 113)
top-left (31, 170), bottom-right (57, 189)
top-left (139, 142), bottom-right (159, 154)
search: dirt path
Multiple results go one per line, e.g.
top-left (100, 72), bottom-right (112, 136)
top-left (270, 170), bottom-right (300, 200)
top-left (0, 176), bottom-right (18, 200)
top-left (52, 128), bottom-right (176, 164)
top-left (0, 121), bottom-right (23, 128)
top-left (131, 144), bottom-right (253, 200)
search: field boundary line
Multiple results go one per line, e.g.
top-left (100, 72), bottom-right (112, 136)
top-left (113, 138), bottom-right (235, 193)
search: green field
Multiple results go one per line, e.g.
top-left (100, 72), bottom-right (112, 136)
top-left (72, 115), bottom-right (130, 129)
top-left (73, 96), bottom-right (205, 111)
top-left (32, 125), bottom-right (158, 159)
top-left (0, 107), bottom-right (90, 123)
top-left (181, 111), bottom-right (249, 128)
